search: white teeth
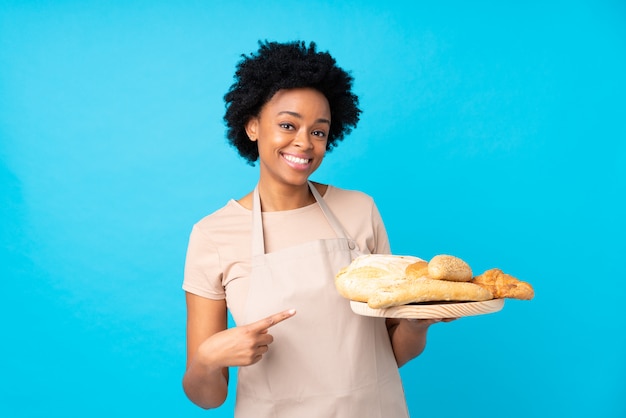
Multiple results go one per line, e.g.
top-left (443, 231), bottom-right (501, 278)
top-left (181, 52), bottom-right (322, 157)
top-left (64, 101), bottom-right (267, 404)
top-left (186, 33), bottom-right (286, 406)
top-left (284, 154), bottom-right (310, 164)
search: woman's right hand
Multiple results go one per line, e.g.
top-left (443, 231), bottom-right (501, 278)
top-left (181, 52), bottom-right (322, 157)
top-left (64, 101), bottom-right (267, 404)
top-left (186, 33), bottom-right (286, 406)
top-left (196, 308), bottom-right (297, 369)
top-left (183, 293), bottom-right (296, 409)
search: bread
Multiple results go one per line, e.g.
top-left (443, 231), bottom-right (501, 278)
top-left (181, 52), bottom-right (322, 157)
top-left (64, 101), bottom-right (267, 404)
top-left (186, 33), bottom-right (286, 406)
top-left (334, 254), bottom-right (423, 303)
top-left (472, 268), bottom-right (534, 300)
top-left (367, 277), bottom-right (493, 309)
top-left (335, 254), bottom-right (492, 308)
top-left (405, 260), bottom-right (429, 279)
top-left (335, 254), bottom-right (534, 309)
top-left (427, 254), bottom-right (473, 282)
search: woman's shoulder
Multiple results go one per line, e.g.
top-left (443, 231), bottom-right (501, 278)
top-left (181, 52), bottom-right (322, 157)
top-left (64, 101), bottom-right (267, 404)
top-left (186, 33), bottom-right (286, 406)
top-left (192, 199), bottom-right (250, 236)
top-left (325, 184), bottom-right (376, 206)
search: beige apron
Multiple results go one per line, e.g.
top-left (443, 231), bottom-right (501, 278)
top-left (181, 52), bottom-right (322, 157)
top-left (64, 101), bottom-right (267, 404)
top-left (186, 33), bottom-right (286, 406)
top-left (234, 182), bottom-right (409, 418)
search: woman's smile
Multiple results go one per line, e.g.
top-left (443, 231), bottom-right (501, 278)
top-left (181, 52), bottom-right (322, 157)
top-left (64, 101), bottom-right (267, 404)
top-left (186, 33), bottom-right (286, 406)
top-left (281, 152), bottom-right (312, 170)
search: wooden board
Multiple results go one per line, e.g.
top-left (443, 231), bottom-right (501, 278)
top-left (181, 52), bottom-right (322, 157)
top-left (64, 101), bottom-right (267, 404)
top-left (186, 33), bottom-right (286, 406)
top-left (350, 298), bottom-right (505, 319)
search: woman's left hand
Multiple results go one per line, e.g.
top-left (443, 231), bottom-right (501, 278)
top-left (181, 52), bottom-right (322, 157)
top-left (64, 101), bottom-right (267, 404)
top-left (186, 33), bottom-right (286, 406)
top-left (403, 317), bottom-right (457, 330)
top-left (387, 317), bottom-right (458, 367)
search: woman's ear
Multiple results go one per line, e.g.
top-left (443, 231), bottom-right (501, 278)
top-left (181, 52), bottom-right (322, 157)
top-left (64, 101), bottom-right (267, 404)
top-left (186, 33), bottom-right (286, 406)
top-left (245, 117), bottom-right (259, 142)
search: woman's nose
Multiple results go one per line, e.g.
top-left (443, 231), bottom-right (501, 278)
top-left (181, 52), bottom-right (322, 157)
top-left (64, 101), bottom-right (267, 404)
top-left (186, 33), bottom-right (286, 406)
top-left (294, 129), bottom-right (313, 149)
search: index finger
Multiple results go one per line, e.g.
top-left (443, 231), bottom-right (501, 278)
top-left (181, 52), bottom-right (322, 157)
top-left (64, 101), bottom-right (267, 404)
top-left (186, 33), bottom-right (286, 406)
top-left (248, 309), bottom-right (296, 332)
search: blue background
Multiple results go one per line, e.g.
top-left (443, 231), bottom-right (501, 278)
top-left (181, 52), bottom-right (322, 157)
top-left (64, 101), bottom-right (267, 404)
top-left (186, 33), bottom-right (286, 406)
top-left (1, 1), bottom-right (624, 417)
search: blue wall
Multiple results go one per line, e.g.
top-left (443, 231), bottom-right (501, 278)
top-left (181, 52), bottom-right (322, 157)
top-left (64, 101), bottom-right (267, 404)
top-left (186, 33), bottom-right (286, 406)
top-left (1, 1), bottom-right (624, 417)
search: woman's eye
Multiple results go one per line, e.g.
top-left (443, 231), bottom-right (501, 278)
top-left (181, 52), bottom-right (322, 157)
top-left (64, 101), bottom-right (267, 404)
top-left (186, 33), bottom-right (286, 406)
top-left (279, 123), bottom-right (294, 130)
top-left (312, 130), bottom-right (327, 138)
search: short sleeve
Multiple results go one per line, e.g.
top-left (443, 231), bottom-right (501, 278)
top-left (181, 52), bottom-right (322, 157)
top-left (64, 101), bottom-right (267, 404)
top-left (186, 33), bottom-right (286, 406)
top-left (182, 224), bottom-right (226, 300)
top-left (371, 201), bottom-right (391, 255)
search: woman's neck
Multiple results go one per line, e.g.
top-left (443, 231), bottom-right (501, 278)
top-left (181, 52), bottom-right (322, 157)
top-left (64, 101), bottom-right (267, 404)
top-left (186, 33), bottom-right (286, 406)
top-left (237, 181), bottom-right (328, 212)
top-left (257, 181), bottom-right (315, 212)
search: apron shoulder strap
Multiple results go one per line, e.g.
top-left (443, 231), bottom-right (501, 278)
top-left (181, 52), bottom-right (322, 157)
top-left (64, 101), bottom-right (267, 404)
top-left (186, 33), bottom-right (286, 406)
top-left (308, 181), bottom-right (352, 241)
top-left (252, 186), bottom-right (265, 256)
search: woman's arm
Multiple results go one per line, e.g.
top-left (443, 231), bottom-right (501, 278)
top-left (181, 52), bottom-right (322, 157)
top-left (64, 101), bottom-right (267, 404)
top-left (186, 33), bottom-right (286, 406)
top-left (182, 293), bottom-right (229, 409)
top-left (182, 293), bottom-right (297, 409)
top-left (386, 318), bottom-right (455, 367)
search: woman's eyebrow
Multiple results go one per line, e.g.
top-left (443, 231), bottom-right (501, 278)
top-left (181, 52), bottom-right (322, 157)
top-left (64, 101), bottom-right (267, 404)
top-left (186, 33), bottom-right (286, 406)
top-left (277, 111), bottom-right (330, 125)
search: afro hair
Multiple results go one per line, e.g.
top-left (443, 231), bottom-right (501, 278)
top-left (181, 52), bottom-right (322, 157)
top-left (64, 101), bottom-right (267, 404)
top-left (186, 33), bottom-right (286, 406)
top-left (223, 40), bottom-right (361, 164)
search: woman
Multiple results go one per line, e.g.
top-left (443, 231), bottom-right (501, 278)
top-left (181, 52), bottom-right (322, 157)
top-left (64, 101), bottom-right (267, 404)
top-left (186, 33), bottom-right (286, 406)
top-left (182, 40), bottom-right (448, 417)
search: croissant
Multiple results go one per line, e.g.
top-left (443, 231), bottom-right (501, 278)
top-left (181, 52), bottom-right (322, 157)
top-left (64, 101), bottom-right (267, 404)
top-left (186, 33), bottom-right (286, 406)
top-left (471, 268), bottom-right (534, 300)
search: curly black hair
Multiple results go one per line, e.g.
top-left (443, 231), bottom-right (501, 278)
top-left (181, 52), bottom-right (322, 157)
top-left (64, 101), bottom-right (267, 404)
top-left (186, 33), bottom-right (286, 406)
top-left (223, 40), bottom-right (361, 164)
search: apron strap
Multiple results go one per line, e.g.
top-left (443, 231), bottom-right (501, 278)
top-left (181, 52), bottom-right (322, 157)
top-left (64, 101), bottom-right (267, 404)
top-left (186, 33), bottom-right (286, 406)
top-left (251, 182), bottom-right (353, 257)
top-left (307, 181), bottom-right (351, 241)
top-left (252, 186), bottom-right (265, 256)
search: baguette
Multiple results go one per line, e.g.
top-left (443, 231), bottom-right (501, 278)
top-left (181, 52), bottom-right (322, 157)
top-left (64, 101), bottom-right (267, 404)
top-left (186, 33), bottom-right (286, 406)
top-left (367, 277), bottom-right (493, 309)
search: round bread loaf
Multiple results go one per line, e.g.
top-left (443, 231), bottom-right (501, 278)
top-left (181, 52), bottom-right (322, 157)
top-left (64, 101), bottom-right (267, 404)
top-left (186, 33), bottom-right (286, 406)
top-left (428, 254), bottom-right (473, 282)
top-left (334, 254), bottom-right (423, 302)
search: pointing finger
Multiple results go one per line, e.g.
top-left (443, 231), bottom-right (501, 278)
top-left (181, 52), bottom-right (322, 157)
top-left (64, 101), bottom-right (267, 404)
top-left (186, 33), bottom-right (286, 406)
top-left (248, 309), bottom-right (296, 332)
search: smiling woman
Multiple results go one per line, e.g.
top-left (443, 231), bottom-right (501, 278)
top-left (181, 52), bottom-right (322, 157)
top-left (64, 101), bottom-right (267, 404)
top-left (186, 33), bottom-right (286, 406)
top-left (180, 40), bottom-right (449, 417)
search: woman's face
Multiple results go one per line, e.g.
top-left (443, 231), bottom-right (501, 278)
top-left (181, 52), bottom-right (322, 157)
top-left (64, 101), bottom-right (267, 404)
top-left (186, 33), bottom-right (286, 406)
top-left (246, 87), bottom-right (331, 189)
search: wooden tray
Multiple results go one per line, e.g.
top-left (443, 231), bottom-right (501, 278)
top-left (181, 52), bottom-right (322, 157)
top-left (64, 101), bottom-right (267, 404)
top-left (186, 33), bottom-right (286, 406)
top-left (350, 299), bottom-right (505, 319)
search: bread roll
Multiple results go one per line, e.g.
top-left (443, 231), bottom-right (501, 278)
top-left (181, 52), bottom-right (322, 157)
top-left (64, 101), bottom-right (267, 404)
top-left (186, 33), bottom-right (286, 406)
top-left (427, 254), bottom-right (473, 282)
top-left (405, 260), bottom-right (429, 279)
top-left (472, 268), bottom-right (534, 300)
